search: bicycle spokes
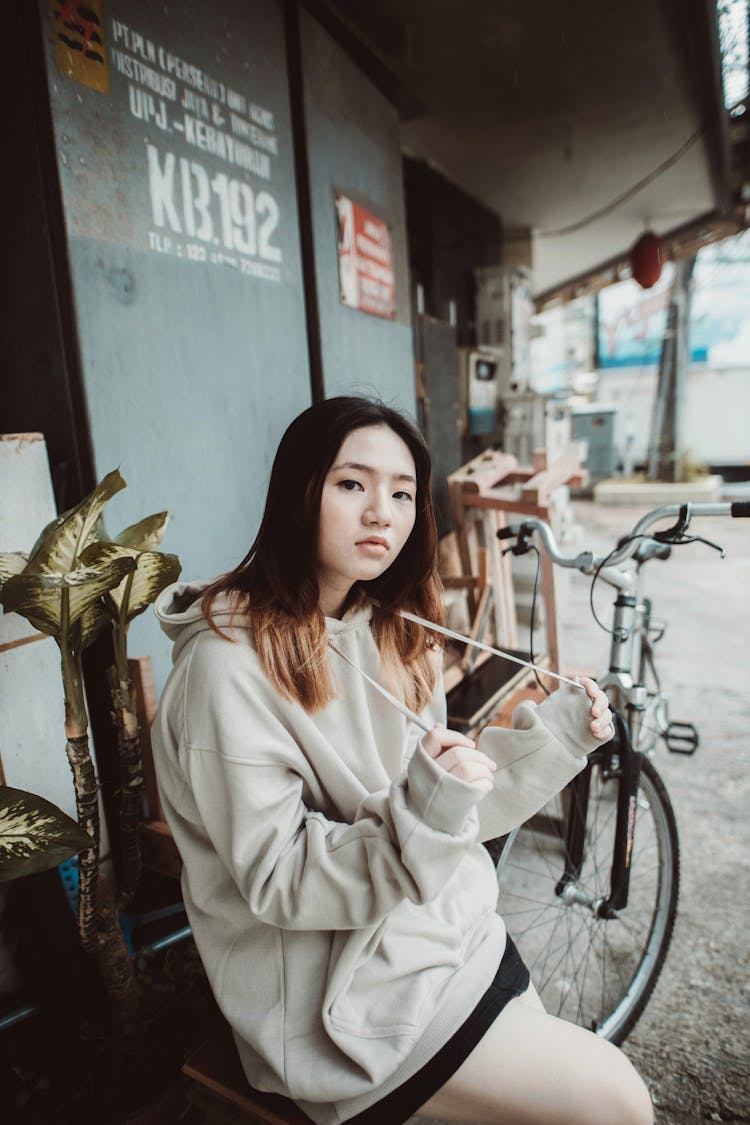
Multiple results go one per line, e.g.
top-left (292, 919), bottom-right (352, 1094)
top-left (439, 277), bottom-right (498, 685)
top-left (496, 757), bottom-right (679, 1043)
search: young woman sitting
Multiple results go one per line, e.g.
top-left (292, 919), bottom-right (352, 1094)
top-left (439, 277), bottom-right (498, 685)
top-left (152, 396), bottom-right (653, 1125)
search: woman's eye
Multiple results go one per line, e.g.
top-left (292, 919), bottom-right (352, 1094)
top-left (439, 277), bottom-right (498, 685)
top-left (338, 479), bottom-right (363, 492)
top-left (394, 490), bottom-right (413, 502)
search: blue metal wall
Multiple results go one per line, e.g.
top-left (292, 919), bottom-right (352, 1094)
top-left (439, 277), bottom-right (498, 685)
top-left (38, 0), bottom-right (311, 691)
top-left (24, 0), bottom-right (418, 690)
top-left (300, 10), bottom-right (416, 415)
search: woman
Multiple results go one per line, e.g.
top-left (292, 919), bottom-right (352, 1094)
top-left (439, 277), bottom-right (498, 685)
top-left (152, 396), bottom-right (652, 1125)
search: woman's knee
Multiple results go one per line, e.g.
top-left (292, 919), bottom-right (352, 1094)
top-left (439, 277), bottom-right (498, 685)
top-left (416, 1000), bottom-right (653, 1125)
top-left (514, 998), bottom-right (652, 1125)
top-left (594, 1040), bottom-right (653, 1125)
top-left (616, 1063), bottom-right (654, 1125)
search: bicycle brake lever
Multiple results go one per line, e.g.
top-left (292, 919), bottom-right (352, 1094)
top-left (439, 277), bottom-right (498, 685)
top-left (497, 523), bottom-right (534, 556)
top-left (680, 534), bottom-right (725, 558)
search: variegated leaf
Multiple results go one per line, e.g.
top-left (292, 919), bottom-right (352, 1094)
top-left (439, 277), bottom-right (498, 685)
top-left (25, 469), bottom-right (126, 577)
top-left (116, 551), bottom-right (181, 622)
top-left (80, 541), bottom-right (181, 622)
top-left (1, 556), bottom-right (135, 636)
top-left (0, 573), bottom-right (62, 637)
top-left (65, 558), bottom-right (137, 624)
top-left (28, 509), bottom-right (108, 557)
top-left (114, 511), bottom-right (170, 552)
top-left (27, 510), bottom-right (70, 559)
top-left (0, 786), bottom-right (93, 883)
top-left (78, 602), bottom-right (112, 650)
top-left (0, 552), bottom-right (29, 593)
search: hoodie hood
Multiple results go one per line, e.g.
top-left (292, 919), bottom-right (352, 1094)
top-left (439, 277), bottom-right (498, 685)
top-left (154, 580), bottom-right (374, 662)
top-left (154, 580), bottom-right (244, 661)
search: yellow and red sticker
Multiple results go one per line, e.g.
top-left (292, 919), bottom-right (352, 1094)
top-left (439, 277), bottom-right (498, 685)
top-left (50, 0), bottom-right (110, 93)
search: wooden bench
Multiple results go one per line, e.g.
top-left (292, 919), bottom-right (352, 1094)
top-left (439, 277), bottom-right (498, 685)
top-left (183, 1019), bottom-right (314, 1124)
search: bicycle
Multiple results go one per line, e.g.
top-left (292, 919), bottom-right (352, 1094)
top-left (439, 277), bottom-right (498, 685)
top-left (487, 499), bottom-right (749, 1045)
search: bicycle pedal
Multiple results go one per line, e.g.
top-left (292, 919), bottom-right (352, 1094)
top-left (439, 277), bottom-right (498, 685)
top-left (663, 721), bottom-right (699, 755)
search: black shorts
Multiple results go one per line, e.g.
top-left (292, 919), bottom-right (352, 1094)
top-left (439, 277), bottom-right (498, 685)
top-left (342, 934), bottom-right (530, 1125)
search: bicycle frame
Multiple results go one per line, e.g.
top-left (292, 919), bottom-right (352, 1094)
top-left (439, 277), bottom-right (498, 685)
top-left (493, 500), bottom-right (748, 1038)
top-left (553, 558), bottom-right (650, 916)
top-left (497, 500), bottom-right (747, 917)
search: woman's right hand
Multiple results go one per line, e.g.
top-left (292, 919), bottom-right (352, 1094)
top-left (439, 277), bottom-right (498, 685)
top-left (421, 724), bottom-right (497, 793)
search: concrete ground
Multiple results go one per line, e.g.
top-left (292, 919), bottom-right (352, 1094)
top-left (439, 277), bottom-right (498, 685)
top-left (414, 492), bottom-right (750, 1125)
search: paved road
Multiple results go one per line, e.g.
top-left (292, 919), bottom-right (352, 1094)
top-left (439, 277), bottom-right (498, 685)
top-left (414, 495), bottom-right (750, 1125)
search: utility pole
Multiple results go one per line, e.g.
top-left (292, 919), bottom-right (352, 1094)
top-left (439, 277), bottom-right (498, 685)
top-left (646, 254), bottom-right (696, 481)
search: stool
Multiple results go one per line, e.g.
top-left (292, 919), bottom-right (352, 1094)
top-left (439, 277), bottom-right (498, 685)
top-left (182, 1019), bottom-right (314, 1124)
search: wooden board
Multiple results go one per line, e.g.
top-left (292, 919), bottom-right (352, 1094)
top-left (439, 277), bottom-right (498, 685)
top-left (446, 651), bottom-right (537, 735)
top-left (183, 1020), bottom-right (313, 1124)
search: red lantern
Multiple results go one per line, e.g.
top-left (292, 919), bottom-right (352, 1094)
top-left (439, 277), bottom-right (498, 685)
top-left (630, 231), bottom-right (664, 289)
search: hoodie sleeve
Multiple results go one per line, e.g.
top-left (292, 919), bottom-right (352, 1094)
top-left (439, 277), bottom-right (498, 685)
top-left (173, 648), bottom-right (483, 932)
top-left (475, 683), bottom-right (601, 841)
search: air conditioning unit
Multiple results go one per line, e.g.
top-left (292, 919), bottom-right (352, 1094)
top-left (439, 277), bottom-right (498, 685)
top-left (474, 266), bottom-right (533, 395)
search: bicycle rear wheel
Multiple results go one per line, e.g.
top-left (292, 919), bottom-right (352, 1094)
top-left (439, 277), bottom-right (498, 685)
top-left (494, 755), bottom-right (679, 1044)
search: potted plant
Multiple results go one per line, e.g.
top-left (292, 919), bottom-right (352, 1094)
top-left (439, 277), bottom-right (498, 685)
top-left (0, 470), bottom-right (200, 1122)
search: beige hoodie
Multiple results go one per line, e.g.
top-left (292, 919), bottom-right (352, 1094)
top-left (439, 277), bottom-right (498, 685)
top-left (152, 583), bottom-right (601, 1124)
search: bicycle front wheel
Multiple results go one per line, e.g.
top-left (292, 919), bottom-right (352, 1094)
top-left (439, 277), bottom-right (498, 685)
top-left (495, 756), bottom-right (679, 1044)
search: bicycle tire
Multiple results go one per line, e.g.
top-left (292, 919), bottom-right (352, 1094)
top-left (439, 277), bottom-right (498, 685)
top-left (494, 755), bottom-right (679, 1044)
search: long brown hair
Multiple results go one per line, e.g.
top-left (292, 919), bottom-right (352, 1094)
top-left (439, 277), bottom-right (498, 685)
top-left (203, 397), bottom-right (444, 712)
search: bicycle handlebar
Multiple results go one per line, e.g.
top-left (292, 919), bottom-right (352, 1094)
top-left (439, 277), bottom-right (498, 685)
top-left (497, 500), bottom-right (747, 573)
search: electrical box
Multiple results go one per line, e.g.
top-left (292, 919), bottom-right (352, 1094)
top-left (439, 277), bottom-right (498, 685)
top-left (474, 266), bottom-right (533, 393)
top-left (500, 392), bottom-right (572, 464)
top-left (458, 348), bottom-right (503, 435)
top-left (571, 404), bottom-right (618, 478)
top-left (457, 267), bottom-right (535, 438)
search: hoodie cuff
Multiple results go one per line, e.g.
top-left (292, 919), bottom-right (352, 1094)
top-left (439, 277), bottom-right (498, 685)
top-left (405, 742), bottom-right (481, 835)
top-left (514, 684), bottom-right (600, 759)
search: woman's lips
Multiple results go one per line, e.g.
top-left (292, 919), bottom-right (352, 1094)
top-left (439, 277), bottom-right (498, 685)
top-left (357, 538), bottom-right (389, 553)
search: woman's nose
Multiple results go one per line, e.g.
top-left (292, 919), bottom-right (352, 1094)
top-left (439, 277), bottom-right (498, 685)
top-left (364, 491), bottom-right (392, 525)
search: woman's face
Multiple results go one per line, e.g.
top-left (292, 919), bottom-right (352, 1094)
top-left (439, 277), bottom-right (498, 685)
top-left (315, 424), bottom-right (417, 618)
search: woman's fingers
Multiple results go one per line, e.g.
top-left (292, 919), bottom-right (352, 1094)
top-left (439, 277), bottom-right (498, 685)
top-left (421, 724), bottom-right (476, 759)
top-left (579, 677), bottom-right (615, 742)
top-left (421, 727), bottom-right (496, 791)
top-left (591, 716), bottom-right (615, 741)
top-left (579, 676), bottom-right (607, 716)
top-left (434, 746), bottom-right (497, 789)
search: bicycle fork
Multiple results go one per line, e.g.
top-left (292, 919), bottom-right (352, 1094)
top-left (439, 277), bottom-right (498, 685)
top-left (555, 711), bottom-right (641, 918)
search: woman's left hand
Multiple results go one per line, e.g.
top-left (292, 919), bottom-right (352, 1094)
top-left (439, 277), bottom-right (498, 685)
top-left (579, 677), bottom-right (615, 743)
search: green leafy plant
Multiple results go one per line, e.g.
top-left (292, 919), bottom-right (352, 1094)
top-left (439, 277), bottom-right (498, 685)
top-left (0, 786), bottom-right (93, 884)
top-left (0, 469), bottom-right (180, 1023)
top-left (83, 514), bottom-right (181, 909)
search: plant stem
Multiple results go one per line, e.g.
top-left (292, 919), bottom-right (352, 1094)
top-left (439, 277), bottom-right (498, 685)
top-left (110, 572), bottom-right (144, 908)
top-left (59, 586), bottom-right (100, 952)
top-left (95, 870), bottom-right (139, 1025)
top-left (113, 575), bottom-right (133, 683)
top-left (65, 732), bottom-right (100, 952)
top-left (111, 676), bottom-right (143, 909)
top-left (60, 590), bottom-right (87, 739)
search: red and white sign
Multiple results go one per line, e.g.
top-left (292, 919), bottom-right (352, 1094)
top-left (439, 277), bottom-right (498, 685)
top-left (335, 193), bottom-right (396, 319)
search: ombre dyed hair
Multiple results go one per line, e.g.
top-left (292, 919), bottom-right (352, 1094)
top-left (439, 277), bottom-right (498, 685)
top-left (202, 396), bottom-right (444, 712)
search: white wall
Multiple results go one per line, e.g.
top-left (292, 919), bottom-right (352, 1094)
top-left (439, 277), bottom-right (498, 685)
top-left (595, 366), bottom-right (750, 468)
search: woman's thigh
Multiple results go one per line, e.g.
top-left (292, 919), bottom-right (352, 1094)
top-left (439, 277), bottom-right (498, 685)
top-left (415, 987), bottom-right (653, 1125)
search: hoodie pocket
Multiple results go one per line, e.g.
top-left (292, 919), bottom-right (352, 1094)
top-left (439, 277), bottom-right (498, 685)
top-left (325, 851), bottom-right (497, 1042)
